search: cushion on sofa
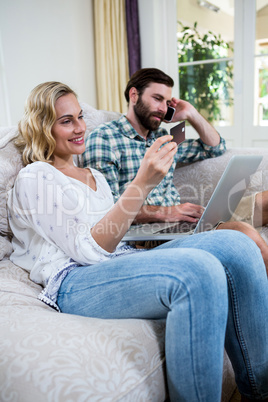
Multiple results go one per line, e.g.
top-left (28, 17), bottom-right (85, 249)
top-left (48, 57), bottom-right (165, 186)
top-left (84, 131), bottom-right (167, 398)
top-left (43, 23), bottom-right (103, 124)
top-left (0, 259), bottom-right (237, 402)
top-left (175, 148), bottom-right (268, 205)
top-left (80, 101), bottom-right (120, 133)
top-left (0, 260), bottom-right (167, 402)
top-left (174, 147), bottom-right (268, 243)
top-left (0, 236), bottom-right (13, 261)
top-left (0, 127), bottom-right (23, 259)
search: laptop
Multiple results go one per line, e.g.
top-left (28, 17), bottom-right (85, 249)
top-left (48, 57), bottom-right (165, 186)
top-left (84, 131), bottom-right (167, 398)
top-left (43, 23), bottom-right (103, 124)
top-left (123, 154), bottom-right (263, 241)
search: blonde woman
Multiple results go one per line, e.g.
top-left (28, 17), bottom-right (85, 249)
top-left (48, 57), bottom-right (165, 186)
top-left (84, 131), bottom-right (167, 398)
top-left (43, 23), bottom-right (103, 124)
top-left (8, 82), bottom-right (268, 402)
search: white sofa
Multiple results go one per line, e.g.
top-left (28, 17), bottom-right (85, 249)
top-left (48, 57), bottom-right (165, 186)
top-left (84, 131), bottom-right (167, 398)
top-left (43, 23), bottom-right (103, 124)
top-left (1, 102), bottom-right (268, 401)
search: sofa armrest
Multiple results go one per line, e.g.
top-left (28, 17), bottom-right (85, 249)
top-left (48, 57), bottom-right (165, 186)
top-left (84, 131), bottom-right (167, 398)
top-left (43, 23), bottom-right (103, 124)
top-left (174, 148), bottom-right (268, 206)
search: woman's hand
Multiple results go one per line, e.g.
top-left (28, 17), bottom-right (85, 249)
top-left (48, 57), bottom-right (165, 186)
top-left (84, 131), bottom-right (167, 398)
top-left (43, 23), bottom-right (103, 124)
top-left (91, 135), bottom-right (177, 252)
top-left (133, 135), bottom-right (177, 195)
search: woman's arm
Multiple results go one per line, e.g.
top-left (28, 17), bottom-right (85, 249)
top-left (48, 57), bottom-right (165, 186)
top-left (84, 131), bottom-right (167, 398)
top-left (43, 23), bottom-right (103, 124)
top-left (91, 135), bottom-right (177, 252)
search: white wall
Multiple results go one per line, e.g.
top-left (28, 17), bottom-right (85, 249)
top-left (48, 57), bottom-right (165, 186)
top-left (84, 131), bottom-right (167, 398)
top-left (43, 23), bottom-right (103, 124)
top-left (177, 0), bottom-right (234, 43)
top-left (0, 0), bottom-right (96, 126)
top-left (138, 0), bottom-right (179, 98)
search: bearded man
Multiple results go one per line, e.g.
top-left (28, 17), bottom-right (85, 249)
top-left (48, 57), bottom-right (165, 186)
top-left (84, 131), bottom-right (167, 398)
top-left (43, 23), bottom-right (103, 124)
top-left (83, 67), bottom-right (227, 223)
top-left (82, 67), bottom-right (268, 269)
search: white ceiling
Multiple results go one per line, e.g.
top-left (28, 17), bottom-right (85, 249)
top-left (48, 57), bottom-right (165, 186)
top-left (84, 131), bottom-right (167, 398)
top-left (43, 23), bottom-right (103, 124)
top-left (208, 0), bottom-right (268, 16)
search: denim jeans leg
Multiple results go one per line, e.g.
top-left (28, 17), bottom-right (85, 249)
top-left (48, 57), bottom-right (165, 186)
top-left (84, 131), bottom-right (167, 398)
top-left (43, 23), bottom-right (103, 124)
top-left (157, 230), bottom-right (268, 400)
top-left (57, 245), bottom-right (228, 402)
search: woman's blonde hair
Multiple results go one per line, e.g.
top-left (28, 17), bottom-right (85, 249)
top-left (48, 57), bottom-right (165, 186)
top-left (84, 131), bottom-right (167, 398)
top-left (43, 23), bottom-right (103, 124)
top-left (17, 81), bottom-right (77, 165)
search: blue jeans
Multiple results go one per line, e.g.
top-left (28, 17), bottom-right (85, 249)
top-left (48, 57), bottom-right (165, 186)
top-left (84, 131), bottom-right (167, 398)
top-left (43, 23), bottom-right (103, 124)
top-left (57, 230), bottom-right (268, 401)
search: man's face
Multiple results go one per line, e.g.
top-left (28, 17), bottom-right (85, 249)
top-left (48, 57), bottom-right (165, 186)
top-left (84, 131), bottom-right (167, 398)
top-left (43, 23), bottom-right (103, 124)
top-left (133, 83), bottom-right (172, 131)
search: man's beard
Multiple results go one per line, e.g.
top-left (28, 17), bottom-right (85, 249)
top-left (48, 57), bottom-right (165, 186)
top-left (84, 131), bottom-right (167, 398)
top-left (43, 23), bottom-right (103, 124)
top-left (134, 97), bottom-right (165, 131)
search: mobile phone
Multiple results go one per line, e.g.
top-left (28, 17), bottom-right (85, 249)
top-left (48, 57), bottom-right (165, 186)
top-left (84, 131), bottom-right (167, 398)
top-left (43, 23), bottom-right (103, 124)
top-left (170, 121), bottom-right (185, 145)
top-left (164, 106), bottom-right (175, 122)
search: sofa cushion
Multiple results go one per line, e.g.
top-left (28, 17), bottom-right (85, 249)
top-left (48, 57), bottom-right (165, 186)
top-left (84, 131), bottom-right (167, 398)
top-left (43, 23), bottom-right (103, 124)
top-left (0, 235), bottom-right (13, 261)
top-left (174, 148), bottom-right (268, 243)
top-left (0, 127), bottom-right (23, 259)
top-left (0, 259), bottom-right (235, 402)
top-left (80, 102), bottom-right (120, 133)
top-left (0, 259), bottom-right (167, 401)
top-left (174, 148), bottom-right (268, 205)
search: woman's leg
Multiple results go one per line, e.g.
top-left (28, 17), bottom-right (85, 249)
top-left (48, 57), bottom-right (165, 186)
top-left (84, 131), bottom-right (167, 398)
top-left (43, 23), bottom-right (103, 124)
top-left (217, 220), bottom-right (268, 275)
top-left (58, 244), bottom-right (228, 401)
top-left (158, 230), bottom-right (268, 400)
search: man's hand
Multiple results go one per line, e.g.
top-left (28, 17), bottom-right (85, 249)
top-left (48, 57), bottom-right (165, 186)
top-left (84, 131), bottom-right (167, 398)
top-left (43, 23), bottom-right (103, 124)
top-left (134, 203), bottom-right (205, 224)
top-left (168, 98), bottom-right (220, 147)
top-left (169, 98), bottom-right (195, 122)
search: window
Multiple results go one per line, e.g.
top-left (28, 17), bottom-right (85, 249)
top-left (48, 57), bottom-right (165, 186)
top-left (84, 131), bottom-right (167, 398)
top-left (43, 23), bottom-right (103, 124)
top-left (254, 4), bottom-right (268, 126)
top-left (177, 0), bottom-right (234, 127)
top-left (177, 0), bottom-right (268, 147)
top-left (177, 20), bottom-right (234, 126)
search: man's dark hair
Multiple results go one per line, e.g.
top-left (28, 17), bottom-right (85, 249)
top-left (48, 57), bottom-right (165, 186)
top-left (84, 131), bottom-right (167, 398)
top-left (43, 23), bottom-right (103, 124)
top-left (124, 68), bottom-right (174, 103)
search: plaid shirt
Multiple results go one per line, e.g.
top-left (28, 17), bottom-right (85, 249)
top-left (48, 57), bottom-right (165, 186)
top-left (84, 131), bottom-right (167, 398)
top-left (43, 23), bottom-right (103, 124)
top-left (83, 115), bottom-right (226, 206)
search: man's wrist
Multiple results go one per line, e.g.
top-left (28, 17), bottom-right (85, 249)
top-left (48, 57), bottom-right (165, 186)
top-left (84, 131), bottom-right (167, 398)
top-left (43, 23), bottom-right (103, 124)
top-left (134, 204), bottom-right (164, 223)
top-left (153, 206), bottom-right (166, 221)
top-left (185, 106), bottom-right (201, 125)
top-left (142, 205), bottom-right (168, 222)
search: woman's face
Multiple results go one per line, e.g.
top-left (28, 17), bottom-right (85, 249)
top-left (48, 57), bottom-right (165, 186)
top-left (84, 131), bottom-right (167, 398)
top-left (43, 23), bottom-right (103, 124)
top-left (51, 93), bottom-right (86, 158)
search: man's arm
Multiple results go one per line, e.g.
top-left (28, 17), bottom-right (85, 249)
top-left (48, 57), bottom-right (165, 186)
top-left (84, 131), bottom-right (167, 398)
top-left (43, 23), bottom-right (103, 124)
top-left (169, 98), bottom-right (221, 146)
top-left (133, 100), bottom-right (223, 224)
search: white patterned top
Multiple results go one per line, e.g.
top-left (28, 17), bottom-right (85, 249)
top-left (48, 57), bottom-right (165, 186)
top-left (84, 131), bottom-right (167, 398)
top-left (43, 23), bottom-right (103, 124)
top-left (7, 162), bottom-right (141, 310)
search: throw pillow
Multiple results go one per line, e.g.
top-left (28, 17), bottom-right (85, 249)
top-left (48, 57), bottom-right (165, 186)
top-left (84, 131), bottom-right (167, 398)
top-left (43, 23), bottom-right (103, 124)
top-left (0, 128), bottom-right (23, 258)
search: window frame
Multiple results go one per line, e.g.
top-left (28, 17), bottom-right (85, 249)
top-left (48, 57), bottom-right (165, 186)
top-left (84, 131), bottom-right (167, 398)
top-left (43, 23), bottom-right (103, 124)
top-left (138, 0), bottom-right (268, 147)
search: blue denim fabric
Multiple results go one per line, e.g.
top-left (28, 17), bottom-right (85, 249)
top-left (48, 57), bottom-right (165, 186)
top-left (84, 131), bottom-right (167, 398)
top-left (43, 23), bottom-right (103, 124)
top-left (57, 230), bottom-right (268, 401)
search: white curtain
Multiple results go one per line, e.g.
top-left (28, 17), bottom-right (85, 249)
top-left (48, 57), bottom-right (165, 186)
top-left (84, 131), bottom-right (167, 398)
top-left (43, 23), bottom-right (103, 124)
top-left (94, 0), bottom-right (129, 113)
